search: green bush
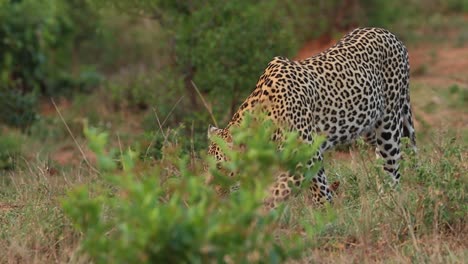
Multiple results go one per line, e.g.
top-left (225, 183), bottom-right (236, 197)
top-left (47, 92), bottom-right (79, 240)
top-left (0, 131), bottom-right (24, 170)
top-left (97, 0), bottom-right (298, 120)
top-left (329, 133), bottom-right (466, 239)
top-left (281, 0), bottom-right (341, 41)
top-left (406, 135), bottom-right (466, 231)
top-left (0, 89), bottom-right (37, 129)
top-left (171, 1), bottom-right (297, 119)
top-left (108, 68), bottom-right (184, 111)
top-left (0, 0), bottom-right (101, 128)
top-left (62, 114), bottom-right (334, 263)
top-left (359, 0), bottom-right (414, 28)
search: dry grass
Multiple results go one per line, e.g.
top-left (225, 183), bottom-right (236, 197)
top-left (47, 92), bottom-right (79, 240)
top-left (0, 163), bottom-right (96, 263)
top-left (290, 140), bottom-right (467, 263)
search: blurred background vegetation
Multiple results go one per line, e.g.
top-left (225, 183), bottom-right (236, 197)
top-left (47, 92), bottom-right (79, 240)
top-left (0, 0), bottom-right (467, 262)
top-left (0, 0), bottom-right (467, 169)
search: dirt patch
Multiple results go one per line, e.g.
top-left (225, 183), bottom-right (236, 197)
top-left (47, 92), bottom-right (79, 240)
top-left (294, 34), bottom-right (338, 61)
top-left (0, 203), bottom-right (23, 211)
top-left (409, 44), bottom-right (468, 87)
top-left (409, 43), bottom-right (467, 132)
top-left (51, 145), bottom-right (97, 167)
top-left (39, 97), bottom-right (72, 117)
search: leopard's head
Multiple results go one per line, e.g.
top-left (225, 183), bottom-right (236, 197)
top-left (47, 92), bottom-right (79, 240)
top-left (205, 125), bottom-right (238, 195)
top-left (207, 124), bottom-right (233, 164)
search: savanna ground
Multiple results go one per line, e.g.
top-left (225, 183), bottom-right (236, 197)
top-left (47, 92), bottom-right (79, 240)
top-left (1, 4), bottom-right (467, 264)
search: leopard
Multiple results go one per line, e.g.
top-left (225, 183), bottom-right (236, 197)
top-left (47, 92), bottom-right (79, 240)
top-left (207, 27), bottom-right (417, 210)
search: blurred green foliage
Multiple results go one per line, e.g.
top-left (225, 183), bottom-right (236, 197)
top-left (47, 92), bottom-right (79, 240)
top-left (0, 89), bottom-right (37, 129)
top-left (0, 131), bottom-right (24, 170)
top-left (84, 0), bottom-right (468, 130)
top-left (63, 114), bottom-right (334, 263)
top-left (2, 0), bottom-right (466, 135)
top-left (171, 1), bottom-right (297, 115)
top-left (0, 0), bottom-right (101, 129)
top-left (92, 0), bottom-right (310, 120)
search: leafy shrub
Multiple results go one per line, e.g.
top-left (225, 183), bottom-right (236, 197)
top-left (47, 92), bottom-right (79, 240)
top-left (97, 0), bottom-right (298, 120)
top-left (170, 1), bottom-right (298, 119)
top-left (139, 123), bottom-right (207, 162)
top-left (0, 89), bottom-right (37, 130)
top-left (359, 0), bottom-right (415, 28)
top-left (0, 0), bottom-right (101, 128)
top-left (0, 131), bottom-right (24, 170)
top-left (281, 0), bottom-right (341, 41)
top-left (108, 68), bottom-right (184, 111)
top-left (62, 114), bottom-right (334, 263)
top-left (406, 135), bottom-right (466, 232)
top-left (0, 0), bottom-right (55, 128)
top-left (445, 0), bottom-right (468, 12)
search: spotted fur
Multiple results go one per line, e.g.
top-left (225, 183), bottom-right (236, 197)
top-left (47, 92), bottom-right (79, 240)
top-left (207, 27), bottom-right (417, 209)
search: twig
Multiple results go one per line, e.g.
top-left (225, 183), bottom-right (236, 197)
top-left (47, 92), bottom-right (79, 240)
top-left (117, 133), bottom-right (125, 170)
top-left (161, 96), bottom-right (184, 127)
top-left (144, 97), bottom-right (183, 158)
top-left (51, 98), bottom-right (100, 174)
top-left (191, 81), bottom-right (218, 127)
top-left (191, 120), bottom-right (195, 167)
top-left (144, 108), bottom-right (167, 158)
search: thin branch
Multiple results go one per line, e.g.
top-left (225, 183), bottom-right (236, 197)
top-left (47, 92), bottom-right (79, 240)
top-left (51, 98), bottom-right (100, 175)
top-left (144, 96), bottom-right (184, 158)
top-left (191, 81), bottom-right (218, 127)
top-left (161, 95), bottom-right (184, 127)
top-left (144, 107), bottom-right (168, 158)
top-left (117, 133), bottom-right (125, 170)
top-left (153, 107), bottom-right (167, 142)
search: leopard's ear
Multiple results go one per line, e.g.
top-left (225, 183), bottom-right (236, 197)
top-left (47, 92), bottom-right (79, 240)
top-left (207, 124), bottom-right (220, 139)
